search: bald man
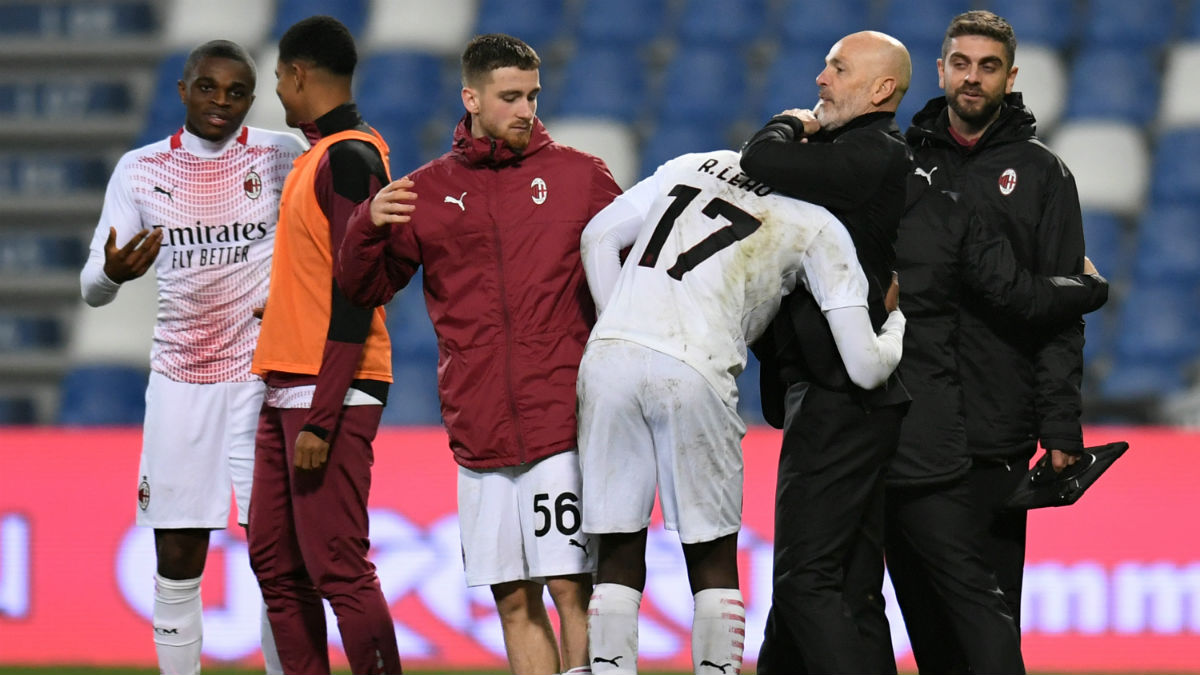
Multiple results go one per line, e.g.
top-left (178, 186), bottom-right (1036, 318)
top-left (739, 31), bottom-right (914, 674)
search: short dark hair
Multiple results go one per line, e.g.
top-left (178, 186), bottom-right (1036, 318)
top-left (461, 33), bottom-right (540, 87)
top-left (182, 39), bottom-right (256, 85)
top-left (278, 15), bottom-right (357, 77)
top-left (942, 10), bottom-right (1017, 69)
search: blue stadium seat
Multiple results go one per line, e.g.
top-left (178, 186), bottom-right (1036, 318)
top-left (380, 361), bottom-right (442, 425)
top-left (757, 45), bottom-right (828, 122)
top-left (554, 49), bottom-right (649, 123)
top-left (57, 365), bottom-right (148, 426)
top-left (1063, 48), bottom-right (1159, 125)
top-left (271, 0), bottom-right (366, 39)
top-left (1081, 210), bottom-right (1126, 287)
top-left (575, 0), bottom-right (668, 48)
top-left (777, 0), bottom-right (871, 49)
top-left (1188, 1), bottom-right (1200, 39)
top-left (475, 0), bottom-right (567, 50)
top-left (655, 47), bottom-right (750, 127)
top-left (1099, 359), bottom-right (1187, 400)
top-left (988, 0), bottom-right (1077, 49)
top-left (356, 51), bottom-right (445, 125)
top-left (881, 0), bottom-right (971, 51)
top-left (137, 52), bottom-right (188, 148)
top-left (1149, 129), bottom-right (1200, 204)
top-left (0, 1), bottom-right (156, 39)
top-left (0, 154), bottom-right (109, 195)
top-left (638, 123), bottom-right (729, 181)
top-left (1132, 206), bottom-right (1200, 285)
top-left (896, 42), bottom-right (944, 132)
top-left (1080, 0), bottom-right (1176, 47)
top-left (1083, 304), bottom-right (1111, 367)
top-left (362, 119), bottom-right (426, 177)
top-left (384, 277), bottom-right (437, 360)
top-left (676, 0), bottom-right (768, 46)
top-left (0, 314), bottom-right (63, 352)
top-left (0, 233), bottom-right (85, 272)
top-left (1111, 285), bottom-right (1200, 366)
top-left (0, 395), bottom-right (36, 425)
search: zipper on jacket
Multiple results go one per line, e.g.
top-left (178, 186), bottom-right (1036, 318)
top-left (489, 190), bottom-right (528, 464)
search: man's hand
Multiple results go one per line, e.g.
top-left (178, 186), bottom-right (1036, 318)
top-left (884, 271), bottom-right (900, 313)
top-left (370, 177), bottom-right (417, 227)
top-left (1083, 255), bottom-right (1098, 275)
top-left (1048, 448), bottom-right (1080, 473)
top-left (103, 227), bottom-right (162, 283)
top-left (779, 108), bottom-right (821, 136)
top-left (294, 430), bottom-right (330, 470)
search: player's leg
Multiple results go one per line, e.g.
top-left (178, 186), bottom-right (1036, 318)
top-left (138, 373), bottom-right (231, 675)
top-left (227, 379), bottom-right (281, 675)
top-left (886, 479), bottom-right (1025, 674)
top-left (519, 450), bottom-right (597, 672)
top-left (546, 573), bottom-right (592, 670)
top-left (248, 405), bottom-right (330, 675)
top-left (153, 528), bottom-right (210, 675)
top-left (651, 352), bottom-right (746, 675)
top-left (967, 457), bottom-right (1029, 627)
top-left (577, 341), bottom-right (660, 673)
top-left (283, 404), bottom-right (402, 675)
top-left (491, 579), bottom-right (561, 674)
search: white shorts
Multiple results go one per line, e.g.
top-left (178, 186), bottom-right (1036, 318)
top-left (136, 371), bottom-right (265, 529)
top-left (577, 339), bottom-right (746, 544)
top-left (457, 449), bottom-right (597, 587)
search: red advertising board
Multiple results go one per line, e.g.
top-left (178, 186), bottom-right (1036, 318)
top-left (0, 425), bottom-right (1197, 671)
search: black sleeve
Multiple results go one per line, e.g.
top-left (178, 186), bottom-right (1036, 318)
top-left (961, 207), bottom-right (1109, 324)
top-left (740, 118), bottom-right (892, 212)
top-left (1031, 165), bottom-right (1088, 452)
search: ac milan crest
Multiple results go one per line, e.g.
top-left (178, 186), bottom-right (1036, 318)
top-left (138, 476), bottom-right (151, 510)
top-left (998, 168), bottom-right (1018, 196)
top-left (530, 177), bottom-right (548, 205)
top-left (244, 170), bottom-right (263, 200)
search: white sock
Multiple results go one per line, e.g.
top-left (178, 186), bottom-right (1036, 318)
top-left (562, 667), bottom-right (593, 674)
top-left (588, 583), bottom-right (641, 674)
top-left (153, 573), bottom-right (203, 675)
top-left (691, 588), bottom-right (745, 675)
top-left (260, 598), bottom-right (282, 675)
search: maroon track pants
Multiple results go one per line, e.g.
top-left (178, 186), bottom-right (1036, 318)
top-left (248, 404), bottom-right (402, 675)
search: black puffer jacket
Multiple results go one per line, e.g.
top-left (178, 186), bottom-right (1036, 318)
top-left (906, 93), bottom-right (1090, 460)
top-left (890, 172), bottom-right (1108, 486)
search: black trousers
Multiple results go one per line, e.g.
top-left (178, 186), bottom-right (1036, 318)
top-left (757, 383), bottom-right (904, 675)
top-left (885, 475), bottom-right (1026, 674)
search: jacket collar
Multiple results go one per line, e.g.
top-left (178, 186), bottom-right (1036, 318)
top-left (811, 111), bottom-right (899, 142)
top-left (298, 102), bottom-right (365, 146)
top-left (906, 92), bottom-right (1036, 152)
top-left (450, 113), bottom-right (552, 167)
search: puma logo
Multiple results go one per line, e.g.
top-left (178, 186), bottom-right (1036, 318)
top-left (569, 537), bottom-right (590, 555)
top-left (914, 165), bottom-right (938, 185)
top-left (592, 655), bottom-right (623, 666)
top-left (444, 191), bottom-right (467, 211)
top-left (153, 185), bottom-right (174, 201)
top-left (700, 660), bottom-right (734, 673)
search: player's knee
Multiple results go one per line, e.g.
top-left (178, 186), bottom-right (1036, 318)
top-left (546, 574), bottom-right (591, 612)
top-left (491, 580), bottom-right (548, 620)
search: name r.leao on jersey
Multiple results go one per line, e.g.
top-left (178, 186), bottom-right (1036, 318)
top-left (696, 157), bottom-right (775, 196)
top-left (153, 219), bottom-right (269, 269)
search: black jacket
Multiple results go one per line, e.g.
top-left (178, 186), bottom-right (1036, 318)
top-left (907, 93), bottom-right (1088, 460)
top-left (890, 173), bottom-right (1109, 486)
top-left (741, 112), bottom-right (913, 426)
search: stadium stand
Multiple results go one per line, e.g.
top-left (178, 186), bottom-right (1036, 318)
top-left (2, 0), bottom-right (1197, 427)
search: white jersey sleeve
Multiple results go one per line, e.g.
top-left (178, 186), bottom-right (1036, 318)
top-left (581, 170), bottom-right (661, 313)
top-left (81, 152), bottom-right (146, 307)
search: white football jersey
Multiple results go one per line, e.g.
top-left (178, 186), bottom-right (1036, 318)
top-left (82, 126), bottom-right (305, 383)
top-left (582, 149), bottom-right (869, 403)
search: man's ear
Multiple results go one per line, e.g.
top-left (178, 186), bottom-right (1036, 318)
top-left (871, 76), bottom-right (897, 106)
top-left (461, 86), bottom-right (480, 115)
top-left (177, 79), bottom-right (187, 104)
